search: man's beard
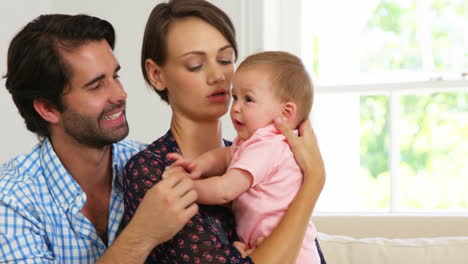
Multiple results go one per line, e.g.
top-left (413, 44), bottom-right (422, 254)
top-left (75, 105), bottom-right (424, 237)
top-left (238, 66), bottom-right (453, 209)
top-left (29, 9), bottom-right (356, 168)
top-left (61, 103), bottom-right (129, 148)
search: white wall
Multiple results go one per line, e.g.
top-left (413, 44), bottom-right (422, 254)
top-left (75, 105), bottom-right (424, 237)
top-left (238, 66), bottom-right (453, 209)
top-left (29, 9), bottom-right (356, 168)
top-left (0, 0), bottom-right (266, 164)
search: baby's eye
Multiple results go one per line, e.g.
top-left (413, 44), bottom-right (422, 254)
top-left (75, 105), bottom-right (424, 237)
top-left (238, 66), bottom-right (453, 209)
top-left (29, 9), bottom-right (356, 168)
top-left (246, 96), bottom-right (253, 102)
top-left (232, 94), bottom-right (238, 100)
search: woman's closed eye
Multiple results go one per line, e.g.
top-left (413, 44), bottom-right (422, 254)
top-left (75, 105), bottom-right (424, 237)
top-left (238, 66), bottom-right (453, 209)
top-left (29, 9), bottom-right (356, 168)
top-left (218, 59), bottom-right (232, 65)
top-left (187, 64), bottom-right (202, 72)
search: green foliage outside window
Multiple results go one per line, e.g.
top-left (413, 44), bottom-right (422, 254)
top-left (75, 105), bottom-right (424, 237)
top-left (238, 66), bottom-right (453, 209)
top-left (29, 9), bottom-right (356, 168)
top-left (360, 92), bottom-right (468, 210)
top-left (356, 0), bottom-right (468, 211)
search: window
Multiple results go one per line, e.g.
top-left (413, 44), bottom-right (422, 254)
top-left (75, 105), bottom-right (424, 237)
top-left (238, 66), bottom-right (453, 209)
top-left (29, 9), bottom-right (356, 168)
top-left (301, 0), bottom-right (468, 213)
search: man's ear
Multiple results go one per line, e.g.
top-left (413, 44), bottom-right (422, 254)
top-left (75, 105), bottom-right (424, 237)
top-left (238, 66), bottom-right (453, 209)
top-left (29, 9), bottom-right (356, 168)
top-left (33, 99), bottom-right (60, 124)
top-left (282, 102), bottom-right (297, 124)
top-left (145, 58), bottom-right (166, 92)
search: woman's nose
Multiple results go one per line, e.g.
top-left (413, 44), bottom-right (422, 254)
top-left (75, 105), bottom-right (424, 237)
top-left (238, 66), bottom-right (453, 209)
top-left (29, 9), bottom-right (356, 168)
top-left (207, 66), bottom-right (225, 85)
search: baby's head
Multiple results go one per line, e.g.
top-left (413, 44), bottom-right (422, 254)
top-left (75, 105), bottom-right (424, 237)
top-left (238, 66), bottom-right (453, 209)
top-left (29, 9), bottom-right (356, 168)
top-left (231, 51), bottom-right (313, 140)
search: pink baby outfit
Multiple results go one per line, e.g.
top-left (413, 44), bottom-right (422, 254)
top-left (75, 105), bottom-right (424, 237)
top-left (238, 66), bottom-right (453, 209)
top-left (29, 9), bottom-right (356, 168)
top-left (229, 124), bottom-right (320, 264)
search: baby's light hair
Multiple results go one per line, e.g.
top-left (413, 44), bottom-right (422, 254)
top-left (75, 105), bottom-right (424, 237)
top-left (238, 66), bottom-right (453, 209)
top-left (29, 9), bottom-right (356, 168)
top-left (237, 51), bottom-right (313, 124)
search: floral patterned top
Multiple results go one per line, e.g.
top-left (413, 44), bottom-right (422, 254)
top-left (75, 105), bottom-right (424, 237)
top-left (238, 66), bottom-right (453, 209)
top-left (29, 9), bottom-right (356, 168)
top-left (121, 130), bottom-right (326, 263)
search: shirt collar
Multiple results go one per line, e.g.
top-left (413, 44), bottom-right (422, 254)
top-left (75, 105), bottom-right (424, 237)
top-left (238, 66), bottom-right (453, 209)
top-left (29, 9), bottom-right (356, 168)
top-left (111, 143), bottom-right (124, 198)
top-left (39, 138), bottom-right (122, 211)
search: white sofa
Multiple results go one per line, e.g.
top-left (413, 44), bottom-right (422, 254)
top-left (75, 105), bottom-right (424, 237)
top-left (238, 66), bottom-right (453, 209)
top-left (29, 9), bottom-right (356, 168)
top-left (313, 215), bottom-right (468, 264)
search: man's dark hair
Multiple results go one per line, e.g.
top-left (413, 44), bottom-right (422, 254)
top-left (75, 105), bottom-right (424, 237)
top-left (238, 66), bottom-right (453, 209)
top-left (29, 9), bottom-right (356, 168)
top-left (4, 14), bottom-right (115, 139)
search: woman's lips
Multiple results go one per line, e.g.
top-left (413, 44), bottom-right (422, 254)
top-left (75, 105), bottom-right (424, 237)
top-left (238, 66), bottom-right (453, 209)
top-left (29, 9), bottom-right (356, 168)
top-left (208, 89), bottom-right (228, 102)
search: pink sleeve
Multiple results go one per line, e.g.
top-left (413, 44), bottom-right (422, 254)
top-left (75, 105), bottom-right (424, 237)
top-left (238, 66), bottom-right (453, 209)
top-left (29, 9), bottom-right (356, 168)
top-left (228, 138), bottom-right (279, 187)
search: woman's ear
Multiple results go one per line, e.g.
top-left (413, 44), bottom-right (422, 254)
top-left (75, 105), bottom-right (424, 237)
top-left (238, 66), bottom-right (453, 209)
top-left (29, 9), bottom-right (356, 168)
top-left (282, 102), bottom-right (297, 124)
top-left (145, 58), bottom-right (166, 92)
top-left (33, 99), bottom-right (60, 124)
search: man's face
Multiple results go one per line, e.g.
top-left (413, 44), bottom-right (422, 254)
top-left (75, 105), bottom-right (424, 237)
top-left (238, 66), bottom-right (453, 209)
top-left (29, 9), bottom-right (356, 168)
top-left (58, 40), bottom-right (129, 148)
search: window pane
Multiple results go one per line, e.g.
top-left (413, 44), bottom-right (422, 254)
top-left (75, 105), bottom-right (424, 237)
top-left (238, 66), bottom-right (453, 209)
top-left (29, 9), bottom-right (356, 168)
top-left (313, 94), bottom-right (390, 212)
top-left (431, 0), bottom-right (468, 71)
top-left (399, 91), bottom-right (468, 211)
top-left (361, 0), bottom-right (421, 72)
top-left (360, 95), bottom-right (390, 210)
top-left (303, 0), bottom-right (468, 85)
top-left (314, 91), bottom-right (468, 212)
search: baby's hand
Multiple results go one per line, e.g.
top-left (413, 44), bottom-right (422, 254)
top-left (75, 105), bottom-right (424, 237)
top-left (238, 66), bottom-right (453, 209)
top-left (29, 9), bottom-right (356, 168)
top-left (233, 241), bottom-right (250, 258)
top-left (166, 153), bottom-right (202, 179)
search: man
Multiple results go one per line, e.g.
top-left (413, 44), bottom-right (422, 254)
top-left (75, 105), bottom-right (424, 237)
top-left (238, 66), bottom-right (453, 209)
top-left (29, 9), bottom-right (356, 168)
top-left (0, 14), bottom-right (198, 263)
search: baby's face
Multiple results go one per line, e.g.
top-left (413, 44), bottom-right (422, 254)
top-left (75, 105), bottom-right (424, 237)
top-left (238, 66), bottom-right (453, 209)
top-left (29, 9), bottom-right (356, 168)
top-left (230, 67), bottom-right (283, 140)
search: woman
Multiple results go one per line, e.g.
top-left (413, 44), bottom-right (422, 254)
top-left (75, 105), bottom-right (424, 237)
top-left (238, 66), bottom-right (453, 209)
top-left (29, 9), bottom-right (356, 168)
top-left (121, 1), bottom-right (326, 263)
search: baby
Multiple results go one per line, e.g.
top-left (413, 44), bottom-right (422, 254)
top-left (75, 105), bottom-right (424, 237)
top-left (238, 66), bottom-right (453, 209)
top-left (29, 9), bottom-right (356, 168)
top-left (169, 51), bottom-right (319, 264)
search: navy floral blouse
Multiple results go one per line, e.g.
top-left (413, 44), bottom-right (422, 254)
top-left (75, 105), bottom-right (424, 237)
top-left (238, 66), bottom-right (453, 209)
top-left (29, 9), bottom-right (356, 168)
top-left (121, 130), bottom-right (326, 263)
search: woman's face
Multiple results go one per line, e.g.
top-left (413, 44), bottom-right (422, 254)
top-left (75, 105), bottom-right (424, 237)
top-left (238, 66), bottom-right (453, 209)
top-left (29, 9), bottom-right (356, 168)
top-left (158, 17), bottom-right (235, 122)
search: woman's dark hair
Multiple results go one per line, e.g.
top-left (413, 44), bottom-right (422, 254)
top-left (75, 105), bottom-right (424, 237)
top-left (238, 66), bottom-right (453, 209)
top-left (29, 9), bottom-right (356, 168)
top-left (141, 0), bottom-right (238, 103)
top-left (4, 14), bottom-right (115, 139)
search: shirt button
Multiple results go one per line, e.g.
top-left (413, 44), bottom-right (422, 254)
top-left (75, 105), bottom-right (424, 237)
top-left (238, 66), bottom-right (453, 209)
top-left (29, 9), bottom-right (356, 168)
top-left (76, 196), bottom-right (83, 202)
top-left (61, 202), bottom-right (67, 209)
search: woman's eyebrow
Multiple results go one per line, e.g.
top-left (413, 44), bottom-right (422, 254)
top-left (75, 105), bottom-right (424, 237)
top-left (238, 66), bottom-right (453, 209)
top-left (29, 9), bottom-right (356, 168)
top-left (179, 45), bottom-right (233, 58)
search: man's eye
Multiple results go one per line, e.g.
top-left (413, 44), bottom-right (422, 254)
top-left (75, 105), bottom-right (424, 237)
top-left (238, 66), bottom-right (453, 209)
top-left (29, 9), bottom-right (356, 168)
top-left (90, 82), bottom-right (102, 90)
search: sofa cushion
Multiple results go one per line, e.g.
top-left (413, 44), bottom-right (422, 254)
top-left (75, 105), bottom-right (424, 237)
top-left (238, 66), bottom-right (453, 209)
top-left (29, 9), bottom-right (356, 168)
top-left (317, 232), bottom-right (468, 264)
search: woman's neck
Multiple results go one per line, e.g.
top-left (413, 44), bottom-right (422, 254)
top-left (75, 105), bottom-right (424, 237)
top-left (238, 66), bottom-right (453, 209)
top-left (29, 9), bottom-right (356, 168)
top-left (170, 115), bottom-right (224, 160)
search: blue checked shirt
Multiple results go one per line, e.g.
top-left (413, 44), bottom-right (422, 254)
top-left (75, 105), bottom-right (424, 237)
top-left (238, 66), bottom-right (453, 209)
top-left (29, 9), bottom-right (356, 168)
top-left (0, 138), bottom-right (145, 263)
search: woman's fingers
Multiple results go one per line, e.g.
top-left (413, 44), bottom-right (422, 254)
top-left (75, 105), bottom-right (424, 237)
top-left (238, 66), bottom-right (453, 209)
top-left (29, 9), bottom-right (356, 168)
top-left (298, 118), bottom-right (312, 137)
top-left (274, 117), bottom-right (299, 150)
top-left (275, 117), bottom-right (325, 185)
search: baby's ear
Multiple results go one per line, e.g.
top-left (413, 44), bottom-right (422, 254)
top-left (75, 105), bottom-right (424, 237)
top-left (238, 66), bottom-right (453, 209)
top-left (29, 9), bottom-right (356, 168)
top-left (281, 102), bottom-right (297, 125)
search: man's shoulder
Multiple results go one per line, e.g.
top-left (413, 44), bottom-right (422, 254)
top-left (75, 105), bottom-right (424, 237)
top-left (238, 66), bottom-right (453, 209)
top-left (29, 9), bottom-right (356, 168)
top-left (0, 145), bottom-right (43, 189)
top-left (0, 152), bottom-right (45, 207)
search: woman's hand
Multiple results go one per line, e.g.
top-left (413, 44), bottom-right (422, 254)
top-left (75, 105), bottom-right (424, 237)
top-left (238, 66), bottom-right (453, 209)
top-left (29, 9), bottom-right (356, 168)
top-left (274, 117), bottom-right (325, 187)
